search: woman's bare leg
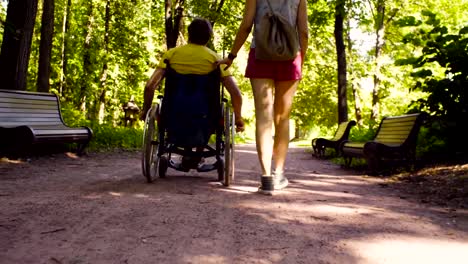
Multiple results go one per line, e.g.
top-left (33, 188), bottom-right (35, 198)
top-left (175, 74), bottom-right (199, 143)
top-left (272, 80), bottom-right (299, 173)
top-left (251, 78), bottom-right (275, 176)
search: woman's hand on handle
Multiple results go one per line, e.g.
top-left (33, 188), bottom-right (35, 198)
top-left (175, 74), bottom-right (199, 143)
top-left (215, 58), bottom-right (233, 70)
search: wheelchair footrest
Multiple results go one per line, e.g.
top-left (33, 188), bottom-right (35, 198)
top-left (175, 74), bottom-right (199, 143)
top-left (168, 159), bottom-right (219, 173)
top-left (169, 160), bottom-right (191, 172)
top-left (197, 162), bottom-right (217, 172)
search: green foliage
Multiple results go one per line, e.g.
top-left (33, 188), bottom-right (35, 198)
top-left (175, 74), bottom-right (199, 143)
top-left (87, 124), bottom-right (143, 150)
top-left (60, 101), bottom-right (90, 127)
top-left (398, 12), bottom-right (468, 155)
top-left (292, 1), bottom-right (337, 131)
top-left (348, 121), bottom-right (379, 142)
top-left (61, 100), bottom-right (142, 150)
top-left (3, 0), bottom-right (468, 153)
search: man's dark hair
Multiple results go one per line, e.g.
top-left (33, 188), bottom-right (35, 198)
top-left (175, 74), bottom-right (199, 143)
top-left (188, 18), bottom-right (213, 45)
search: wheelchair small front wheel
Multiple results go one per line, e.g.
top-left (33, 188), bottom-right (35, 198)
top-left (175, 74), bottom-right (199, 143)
top-left (159, 155), bottom-right (168, 178)
top-left (142, 105), bottom-right (160, 183)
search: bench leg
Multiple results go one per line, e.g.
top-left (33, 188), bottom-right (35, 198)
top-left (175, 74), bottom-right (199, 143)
top-left (311, 139), bottom-right (318, 157)
top-left (366, 157), bottom-right (381, 175)
top-left (312, 145), bottom-right (318, 157)
top-left (343, 156), bottom-right (352, 168)
top-left (76, 142), bottom-right (90, 156)
top-left (318, 146), bottom-right (326, 158)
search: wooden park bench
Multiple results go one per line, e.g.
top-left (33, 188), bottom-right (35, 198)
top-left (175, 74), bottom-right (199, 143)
top-left (311, 120), bottom-right (356, 158)
top-left (339, 113), bottom-right (426, 173)
top-left (0, 89), bottom-right (93, 155)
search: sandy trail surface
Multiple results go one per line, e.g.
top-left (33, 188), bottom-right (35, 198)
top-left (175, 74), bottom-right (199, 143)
top-left (0, 144), bottom-right (467, 264)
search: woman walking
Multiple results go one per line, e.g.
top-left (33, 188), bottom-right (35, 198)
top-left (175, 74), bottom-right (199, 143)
top-left (218, 0), bottom-right (309, 194)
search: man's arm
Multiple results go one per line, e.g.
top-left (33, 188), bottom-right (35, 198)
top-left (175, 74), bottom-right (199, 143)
top-left (222, 76), bottom-right (245, 132)
top-left (141, 68), bottom-right (165, 120)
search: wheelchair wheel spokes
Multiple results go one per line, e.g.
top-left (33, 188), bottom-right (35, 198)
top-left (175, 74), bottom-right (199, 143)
top-left (142, 105), bottom-right (160, 183)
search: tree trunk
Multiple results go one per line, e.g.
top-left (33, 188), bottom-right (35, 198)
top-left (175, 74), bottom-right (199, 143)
top-left (37, 0), bottom-right (55, 93)
top-left (346, 19), bottom-right (362, 125)
top-left (209, 0), bottom-right (226, 27)
top-left (96, 0), bottom-right (111, 123)
top-left (0, 0), bottom-right (39, 91)
top-left (334, 0), bottom-right (348, 124)
top-left (79, 2), bottom-right (94, 112)
top-left (165, 0), bottom-right (184, 49)
top-left (59, 0), bottom-right (72, 97)
top-left (371, 0), bottom-right (385, 121)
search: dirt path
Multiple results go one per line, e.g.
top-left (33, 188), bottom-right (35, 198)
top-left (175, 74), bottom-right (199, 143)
top-left (1, 145), bottom-right (467, 264)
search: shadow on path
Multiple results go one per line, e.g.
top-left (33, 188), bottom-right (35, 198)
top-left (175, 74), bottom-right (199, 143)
top-left (0, 145), bottom-right (467, 264)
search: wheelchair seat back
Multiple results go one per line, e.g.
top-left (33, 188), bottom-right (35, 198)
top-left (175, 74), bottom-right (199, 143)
top-left (161, 63), bottom-right (221, 148)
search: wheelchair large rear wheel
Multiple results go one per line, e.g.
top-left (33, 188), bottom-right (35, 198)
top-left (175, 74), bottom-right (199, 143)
top-left (223, 105), bottom-right (235, 186)
top-left (142, 105), bottom-right (160, 183)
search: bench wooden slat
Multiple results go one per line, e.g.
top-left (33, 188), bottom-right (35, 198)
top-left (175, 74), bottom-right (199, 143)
top-left (382, 115), bottom-right (418, 122)
top-left (381, 123), bottom-right (415, 127)
top-left (26, 124), bottom-right (74, 129)
top-left (378, 126), bottom-right (413, 131)
top-left (34, 130), bottom-right (90, 136)
top-left (380, 123), bottom-right (415, 129)
top-left (343, 142), bottom-right (365, 148)
top-left (35, 133), bottom-right (89, 137)
top-left (376, 133), bottom-right (411, 138)
top-left (0, 91), bottom-right (57, 101)
top-left (0, 98), bottom-right (58, 105)
top-left (376, 133), bottom-right (412, 138)
top-left (1, 117), bottom-right (62, 122)
top-left (0, 122), bottom-right (63, 128)
top-left (0, 112), bottom-right (61, 118)
top-left (0, 103), bottom-right (58, 112)
top-left (0, 108), bottom-right (58, 114)
top-left (379, 135), bottom-right (411, 141)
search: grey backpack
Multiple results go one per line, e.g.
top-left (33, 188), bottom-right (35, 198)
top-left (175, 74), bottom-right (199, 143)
top-left (254, 0), bottom-right (299, 61)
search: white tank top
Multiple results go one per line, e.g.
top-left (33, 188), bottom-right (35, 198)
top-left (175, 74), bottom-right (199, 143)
top-left (251, 0), bottom-right (300, 49)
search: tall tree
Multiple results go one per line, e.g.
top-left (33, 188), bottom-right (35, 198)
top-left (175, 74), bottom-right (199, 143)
top-left (59, 0), bottom-right (72, 96)
top-left (78, 1), bottom-right (95, 111)
top-left (334, 0), bottom-right (348, 123)
top-left (96, 0), bottom-right (111, 123)
top-left (370, 0), bottom-right (385, 121)
top-left (345, 18), bottom-right (363, 125)
top-left (165, 0), bottom-right (185, 49)
top-left (37, 0), bottom-right (55, 93)
top-left (0, 0), bottom-right (39, 91)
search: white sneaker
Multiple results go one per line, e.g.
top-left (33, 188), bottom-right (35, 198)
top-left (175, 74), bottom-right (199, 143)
top-left (273, 171), bottom-right (288, 190)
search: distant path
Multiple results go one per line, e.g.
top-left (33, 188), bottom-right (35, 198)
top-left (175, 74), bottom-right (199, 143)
top-left (0, 145), bottom-right (467, 264)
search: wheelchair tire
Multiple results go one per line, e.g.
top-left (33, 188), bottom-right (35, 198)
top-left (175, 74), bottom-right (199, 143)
top-left (142, 105), bottom-right (160, 183)
top-left (159, 155), bottom-right (168, 178)
top-left (230, 111), bottom-right (236, 181)
top-left (223, 105), bottom-right (234, 186)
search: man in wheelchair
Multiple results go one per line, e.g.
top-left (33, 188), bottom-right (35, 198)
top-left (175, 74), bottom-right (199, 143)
top-left (141, 18), bottom-right (244, 179)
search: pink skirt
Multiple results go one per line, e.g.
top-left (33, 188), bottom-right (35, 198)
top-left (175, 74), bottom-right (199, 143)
top-left (245, 48), bottom-right (302, 81)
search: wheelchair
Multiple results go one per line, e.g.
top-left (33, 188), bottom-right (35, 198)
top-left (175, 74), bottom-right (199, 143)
top-left (141, 63), bottom-right (236, 186)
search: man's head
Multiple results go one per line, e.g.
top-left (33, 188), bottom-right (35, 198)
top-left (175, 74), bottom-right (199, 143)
top-left (188, 18), bottom-right (213, 45)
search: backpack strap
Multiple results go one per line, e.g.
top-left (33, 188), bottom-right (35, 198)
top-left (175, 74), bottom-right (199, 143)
top-left (265, 0), bottom-right (274, 14)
